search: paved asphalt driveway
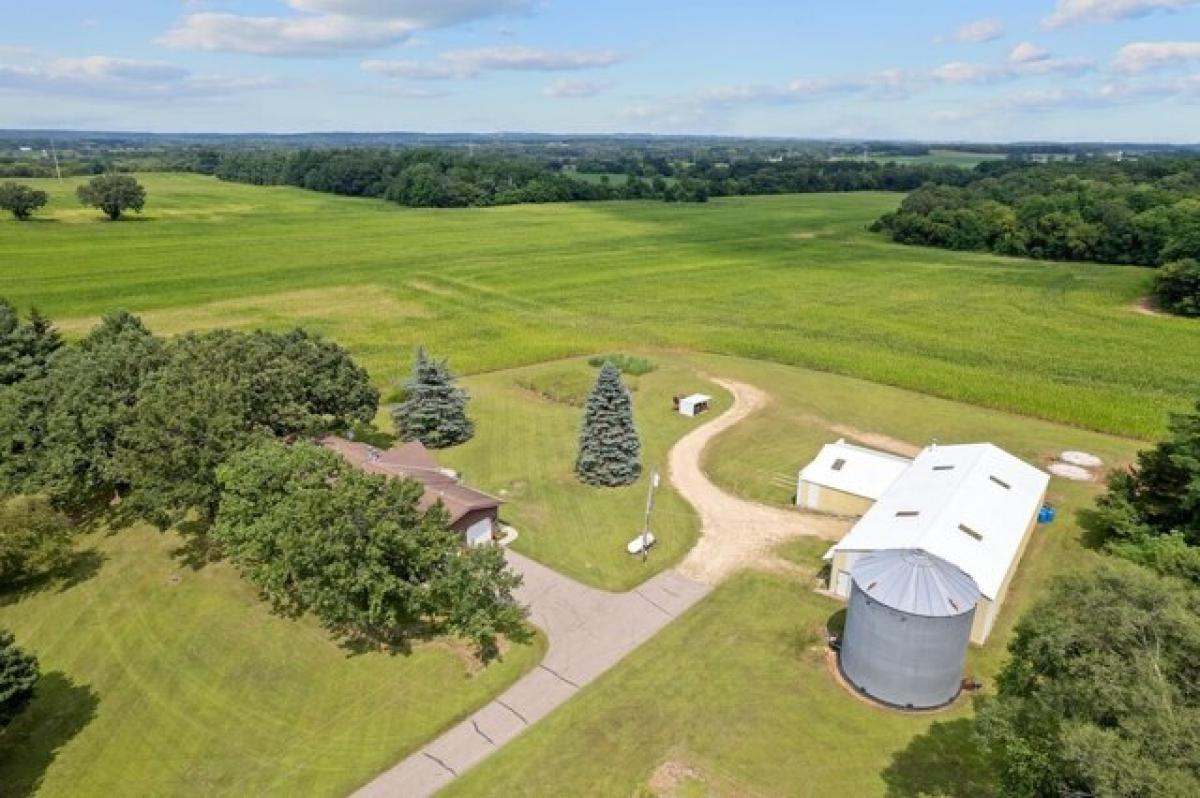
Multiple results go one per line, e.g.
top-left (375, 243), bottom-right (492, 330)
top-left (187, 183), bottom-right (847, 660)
top-left (352, 551), bottom-right (710, 797)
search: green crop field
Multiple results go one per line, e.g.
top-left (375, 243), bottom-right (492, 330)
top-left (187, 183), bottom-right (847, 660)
top-left (2, 173), bottom-right (1197, 440)
top-left (445, 353), bottom-right (1144, 797)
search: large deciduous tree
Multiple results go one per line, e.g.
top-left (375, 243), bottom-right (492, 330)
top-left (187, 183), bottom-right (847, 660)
top-left (121, 329), bottom-right (378, 528)
top-left (0, 300), bottom-right (62, 386)
top-left (0, 630), bottom-right (39, 729)
top-left (0, 496), bottom-right (74, 589)
top-left (212, 440), bottom-right (526, 658)
top-left (975, 564), bottom-right (1200, 797)
top-left (391, 347), bottom-right (474, 449)
top-left (0, 182), bottom-right (49, 221)
top-left (1083, 400), bottom-right (1200, 584)
top-left (575, 361), bottom-right (641, 487)
top-left (76, 174), bottom-right (145, 221)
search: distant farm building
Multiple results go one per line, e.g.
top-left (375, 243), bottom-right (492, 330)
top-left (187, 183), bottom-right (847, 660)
top-left (676, 393), bottom-right (711, 417)
top-left (814, 442), bottom-right (1049, 645)
top-left (321, 437), bottom-right (503, 548)
top-left (839, 549), bottom-right (981, 709)
top-left (796, 439), bottom-right (911, 515)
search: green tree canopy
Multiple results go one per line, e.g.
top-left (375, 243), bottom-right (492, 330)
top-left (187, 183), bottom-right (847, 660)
top-left (975, 564), bottom-right (1200, 797)
top-left (0, 300), bottom-right (62, 386)
top-left (212, 440), bottom-right (526, 658)
top-left (1084, 400), bottom-right (1200, 583)
top-left (121, 329), bottom-right (378, 528)
top-left (0, 496), bottom-right (74, 589)
top-left (0, 630), bottom-right (39, 729)
top-left (575, 361), bottom-right (642, 487)
top-left (391, 347), bottom-right (474, 449)
top-left (1153, 258), bottom-right (1200, 318)
top-left (76, 174), bottom-right (145, 221)
top-left (0, 182), bottom-right (49, 220)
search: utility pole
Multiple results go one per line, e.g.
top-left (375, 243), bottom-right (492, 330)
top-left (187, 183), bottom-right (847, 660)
top-left (50, 139), bottom-right (63, 183)
top-left (641, 468), bottom-right (660, 563)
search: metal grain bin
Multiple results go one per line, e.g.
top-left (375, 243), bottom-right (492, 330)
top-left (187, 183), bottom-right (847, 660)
top-left (839, 549), bottom-right (981, 709)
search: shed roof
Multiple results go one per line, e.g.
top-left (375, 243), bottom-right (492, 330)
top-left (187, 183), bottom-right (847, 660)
top-left (832, 443), bottom-right (1050, 599)
top-left (319, 436), bottom-right (501, 525)
top-left (680, 393), bottom-right (711, 405)
top-left (799, 439), bottom-right (911, 500)
top-left (851, 549), bottom-right (981, 618)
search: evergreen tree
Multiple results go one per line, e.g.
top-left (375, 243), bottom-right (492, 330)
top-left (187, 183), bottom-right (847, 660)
top-left (391, 347), bottom-right (474, 449)
top-left (0, 630), bottom-right (39, 729)
top-left (575, 361), bottom-right (641, 486)
top-left (0, 300), bottom-right (62, 386)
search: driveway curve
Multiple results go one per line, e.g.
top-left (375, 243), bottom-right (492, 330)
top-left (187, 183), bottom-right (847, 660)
top-left (674, 378), bottom-right (851, 584)
top-left (352, 376), bottom-right (845, 797)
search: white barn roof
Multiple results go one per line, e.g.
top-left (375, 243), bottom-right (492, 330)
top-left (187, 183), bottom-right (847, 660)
top-left (798, 439), bottom-right (911, 500)
top-left (832, 443), bottom-right (1050, 600)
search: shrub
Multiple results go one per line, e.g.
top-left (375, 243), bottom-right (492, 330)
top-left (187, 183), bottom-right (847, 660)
top-left (1153, 258), bottom-right (1200, 318)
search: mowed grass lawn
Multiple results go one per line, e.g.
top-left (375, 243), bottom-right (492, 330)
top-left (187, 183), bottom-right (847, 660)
top-left (442, 357), bottom-right (729, 590)
top-left (0, 526), bottom-right (545, 797)
top-left (445, 354), bottom-right (1143, 797)
top-left (2, 174), bottom-right (1198, 439)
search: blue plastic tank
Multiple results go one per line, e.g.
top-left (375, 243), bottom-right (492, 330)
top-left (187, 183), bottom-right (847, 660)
top-left (1038, 505), bottom-right (1056, 524)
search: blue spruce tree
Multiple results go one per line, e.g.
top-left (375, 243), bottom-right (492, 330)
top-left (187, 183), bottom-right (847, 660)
top-left (575, 361), bottom-right (642, 486)
top-left (392, 347), bottom-right (474, 449)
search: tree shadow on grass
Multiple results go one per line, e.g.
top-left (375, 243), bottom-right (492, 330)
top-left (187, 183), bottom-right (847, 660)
top-left (0, 548), bottom-right (106, 608)
top-left (880, 717), bottom-right (997, 798)
top-left (0, 672), bottom-right (100, 797)
top-left (826, 608), bottom-right (846, 637)
top-left (169, 520), bottom-right (221, 571)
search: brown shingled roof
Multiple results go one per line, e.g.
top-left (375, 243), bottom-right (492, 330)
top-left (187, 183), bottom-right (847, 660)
top-left (319, 436), bottom-right (501, 525)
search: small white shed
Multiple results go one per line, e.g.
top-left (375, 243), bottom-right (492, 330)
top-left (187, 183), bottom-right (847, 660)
top-left (678, 394), bottom-right (711, 417)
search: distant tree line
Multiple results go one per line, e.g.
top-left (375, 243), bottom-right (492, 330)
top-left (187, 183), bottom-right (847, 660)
top-left (211, 148), bottom-right (974, 208)
top-left (873, 159), bottom-right (1200, 266)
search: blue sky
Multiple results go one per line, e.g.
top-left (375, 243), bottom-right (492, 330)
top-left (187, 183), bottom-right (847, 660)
top-left (2, 0), bottom-right (1199, 140)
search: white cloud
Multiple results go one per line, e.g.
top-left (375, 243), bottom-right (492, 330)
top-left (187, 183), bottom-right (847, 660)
top-left (0, 53), bottom-right (279, 100)
top-left (163, 0), bottom-right (536, 58)
top-left (932, 55), bottom-right (1093, 83)
top-left (544, 78), bottom-right (608, 98)
top-left (1042, 0), bottom-right (1199, 29)
top-left (1009, 42), bottom-right (1051, 63)
top-left (1114, 41), bottom-right (1200, 72)
top-left (161, 13), bottom-right (418, 57)
top-left (952, 18), bottom-right (1005, 43)
top-left (364, 47), bottom-right (625, 80)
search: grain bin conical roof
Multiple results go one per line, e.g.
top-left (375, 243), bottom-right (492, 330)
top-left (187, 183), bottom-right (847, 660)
top-left (851, 549), bottom-right (981, 618)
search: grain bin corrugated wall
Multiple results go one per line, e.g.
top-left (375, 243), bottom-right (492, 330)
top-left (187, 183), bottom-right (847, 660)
top-left (839, 549), bottom-right (981, 709)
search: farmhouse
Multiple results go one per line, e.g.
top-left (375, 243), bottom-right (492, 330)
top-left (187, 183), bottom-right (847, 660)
top-left (796, 439), bottom-right (911, 515)
top-left (819, 442), bottom-right (1050, 644)
top-left (321, 436), bottom-right (503, 548)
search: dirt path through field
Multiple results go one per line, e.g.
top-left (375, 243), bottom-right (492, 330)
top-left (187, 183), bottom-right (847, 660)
top-left (673, 378), bottom-right (852, 584)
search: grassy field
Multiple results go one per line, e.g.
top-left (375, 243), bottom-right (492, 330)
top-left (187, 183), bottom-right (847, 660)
top-left (2, 174), bottom-right (1197, 439)
top-left (0, 527), bottom-right (544, 797)
top-left (442, 357), bottom-right (728, 590)
top-left (444, 353), bottom-right (1143, 797)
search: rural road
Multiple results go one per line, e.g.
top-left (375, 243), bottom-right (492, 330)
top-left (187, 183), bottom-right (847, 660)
top-left (352, 377), bottom-right (844, 797)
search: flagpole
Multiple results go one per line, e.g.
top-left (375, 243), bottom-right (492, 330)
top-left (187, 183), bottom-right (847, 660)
top-left (641, 467), bottom-right (659, 563)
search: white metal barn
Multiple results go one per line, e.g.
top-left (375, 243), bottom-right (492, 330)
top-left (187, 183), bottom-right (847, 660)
top-left (796, 439), bottom-right (911, 515)
top-left (677, 393), bottom-right (711, 417)
top-left (824, 442), bottom-right (1050, 645)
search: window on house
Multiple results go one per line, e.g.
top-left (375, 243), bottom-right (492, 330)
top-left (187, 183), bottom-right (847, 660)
top-left (989, 475), bottom-right (1012, 490)
top-left (831, 458), bottom-right (846, 471)
top-left (959, 523), bottom-right (982, 541)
